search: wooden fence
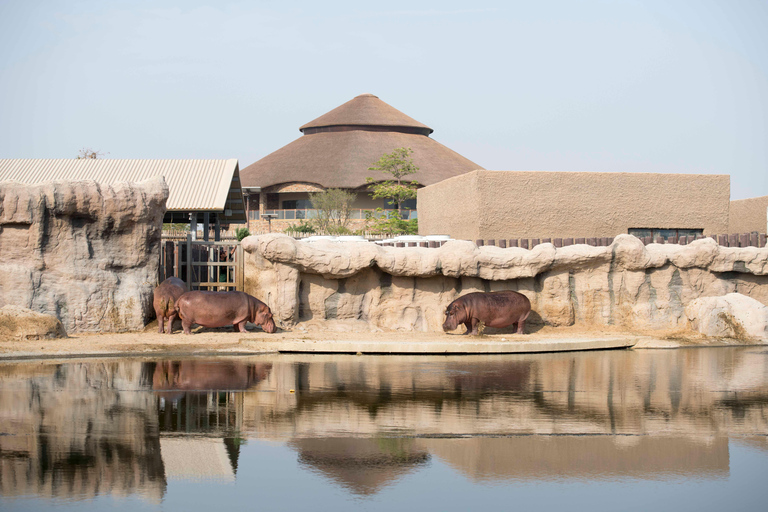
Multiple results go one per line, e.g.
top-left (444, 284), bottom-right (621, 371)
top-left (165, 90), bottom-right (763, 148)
top-left (160, 237), bottom-right (243, 291)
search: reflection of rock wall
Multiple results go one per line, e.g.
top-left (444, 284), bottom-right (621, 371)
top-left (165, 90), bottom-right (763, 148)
top-left (0, 362), bottom-right (165, 500)
top-left (0, 177), bottom-right (168, 332)
top-left (242, 234), bottom-right (768, 334)
top-left (421, 437), bottom-right (729, 481)
top-left (243, 350), bottom-right (768, 439)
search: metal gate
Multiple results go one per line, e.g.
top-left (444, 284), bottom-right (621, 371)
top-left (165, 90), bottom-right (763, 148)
top-left (160, 237), bottom-right (244, 291)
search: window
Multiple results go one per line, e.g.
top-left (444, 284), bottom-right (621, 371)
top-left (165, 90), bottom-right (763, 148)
top-left (628, 228), bottom-right (704, 241)
top-left (282, 199), bottom-right (313, 210)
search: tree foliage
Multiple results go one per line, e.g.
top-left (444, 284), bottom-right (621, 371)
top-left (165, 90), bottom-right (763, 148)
top-left (235, 227), bottom-right (251, 241)
top-left (366, 147), bottom-right (419, 211)
top-left (364, 209), bottom-right (418, 236)
top-left (309, 188), bottom-right (357, 235)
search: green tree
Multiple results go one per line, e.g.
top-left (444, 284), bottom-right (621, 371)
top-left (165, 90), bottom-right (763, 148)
top-left (309, 188), bottom-right (357, 235)
top-left (235, 227), bottom-right (251, 241)
top-left (366, 147), bottom-right (419, 213)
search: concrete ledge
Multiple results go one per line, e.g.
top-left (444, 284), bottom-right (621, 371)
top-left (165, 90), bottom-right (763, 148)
top-left (258, 336), bottom-right (640, 354)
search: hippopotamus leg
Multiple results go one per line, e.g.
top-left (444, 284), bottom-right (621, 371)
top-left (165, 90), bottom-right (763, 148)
top-left (157, 313), bottom-right (165, 334)
top-left (516, 310), bottom-right (531, 334)
top-left (235, 320), bottom-right (248, 333)
top-left (166, 311), bottom-right (179, 334)
top-left (465, 317), bottom-right (481, 335)
top-left (181, 317), bottom-right (194, 335)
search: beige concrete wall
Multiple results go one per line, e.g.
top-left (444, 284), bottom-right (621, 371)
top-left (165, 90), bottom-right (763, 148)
top-left (730, 195), bottom-right (768, 233)
top-left (418, 170), bottom-right (730, 239)
top-left (417, 171), bottom-right (482, 238)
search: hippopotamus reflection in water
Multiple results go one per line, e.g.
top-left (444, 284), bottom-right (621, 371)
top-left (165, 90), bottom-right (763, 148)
top-left (175, 290), bottom-right (277, 334)
top-left (443, 291), bottom-right (531, 335)
top-left (152, 361), bottom-right (272, 398)
top-left (153, 277), bottom-right (188, 334)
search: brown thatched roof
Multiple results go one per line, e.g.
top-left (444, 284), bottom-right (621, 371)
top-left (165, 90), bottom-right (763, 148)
top-left (300, 93), bottom-right (433, 135)
top-left (241, 95), bottom-right (483, 189)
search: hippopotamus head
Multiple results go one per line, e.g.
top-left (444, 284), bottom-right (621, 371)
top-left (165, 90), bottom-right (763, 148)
top-left (443, 300), bottom-right (467, 331)
top-left (253, 301), bottom-right (277, 333)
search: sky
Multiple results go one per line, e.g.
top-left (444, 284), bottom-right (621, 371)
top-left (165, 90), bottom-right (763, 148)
top-left (0, 0), bottom-right (766, 200)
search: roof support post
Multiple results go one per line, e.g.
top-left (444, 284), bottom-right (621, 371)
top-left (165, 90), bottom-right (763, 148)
top-left (203, 212), bottom-right (210, 241)
top-left (190, 213), bottom-right (198, 241)
top-left (214, 215), bottom-right (221, 242)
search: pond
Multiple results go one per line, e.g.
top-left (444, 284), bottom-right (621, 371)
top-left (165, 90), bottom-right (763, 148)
top-left (1, 347), bottom-right (767, 511)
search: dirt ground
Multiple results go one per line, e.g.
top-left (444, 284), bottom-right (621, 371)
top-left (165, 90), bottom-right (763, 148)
top-left (0, 318), bottom-right (757, 360)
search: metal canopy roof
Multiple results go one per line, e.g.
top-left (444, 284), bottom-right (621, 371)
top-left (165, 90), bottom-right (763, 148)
top-left (0, 159), bottom-right (246, 222)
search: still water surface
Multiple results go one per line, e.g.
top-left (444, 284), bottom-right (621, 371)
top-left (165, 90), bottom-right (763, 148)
top-left (1, 347), bottom-right (767, 511)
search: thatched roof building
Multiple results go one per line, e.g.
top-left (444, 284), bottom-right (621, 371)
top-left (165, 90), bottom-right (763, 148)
top-left (240, 94), bottom-right (483, 192)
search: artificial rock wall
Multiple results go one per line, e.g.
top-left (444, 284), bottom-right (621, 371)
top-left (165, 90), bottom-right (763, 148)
top-left (242, 234), bottom-right (768, 335)
top-left (0, 177), bottom-right (168, 333)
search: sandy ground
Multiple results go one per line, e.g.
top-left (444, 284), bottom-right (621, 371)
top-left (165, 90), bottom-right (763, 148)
top-left (0, 319), bottom-right (760, 360)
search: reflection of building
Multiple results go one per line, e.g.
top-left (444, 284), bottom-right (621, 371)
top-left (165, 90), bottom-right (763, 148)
top-left (1, 349), bottom-right (767, 500)
top-left (239, 94), bottom-right (483, 232)
top-left (292, 438), bottom-right (429, 495)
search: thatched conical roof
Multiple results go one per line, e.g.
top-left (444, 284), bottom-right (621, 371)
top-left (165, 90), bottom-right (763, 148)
top-left (241, 94), bottom-right (483, 190)
top-left (299, 93), bottom-right (433, 135)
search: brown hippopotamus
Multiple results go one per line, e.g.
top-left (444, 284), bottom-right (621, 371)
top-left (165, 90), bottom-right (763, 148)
top-left (174, 290), bottom-right (277, 334)
top-left (153, 277), bottom-right (188, 334)
top-left (443, 290), bottom-right (531, 335)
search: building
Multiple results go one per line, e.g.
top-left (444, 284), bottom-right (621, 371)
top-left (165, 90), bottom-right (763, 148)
top-left (239, 94), bottom-right (483, 232)
top-left (418, 170), bottom-right (732, 240)
top-left (0, 159), bottom-right (246, 240)
top-left (729, 195), bottom-right (768, 234)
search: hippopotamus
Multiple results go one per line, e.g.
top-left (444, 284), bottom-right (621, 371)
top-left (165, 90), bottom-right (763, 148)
top-left (443, 290), bottom-right (531, 335)
top-left (153, 277), bottom-right (188, 334)
top-left (174, 290), bottom-right (277, 334)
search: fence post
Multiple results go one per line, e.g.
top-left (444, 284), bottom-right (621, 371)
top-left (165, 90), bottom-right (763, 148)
top-left (739, 233), bottom-right (749, 247)
top-left (236, 243), bottom-right (244, 291)
top-left (186, 233), bottom-right (192, 289)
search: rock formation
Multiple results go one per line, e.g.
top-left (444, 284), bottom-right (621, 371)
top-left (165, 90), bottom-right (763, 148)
top-left (242, 234), bottom-right (768, 335)
top-left (685, 293), bottom-right (768, 341)
top-left (0, 177), bottom-right (168, 333)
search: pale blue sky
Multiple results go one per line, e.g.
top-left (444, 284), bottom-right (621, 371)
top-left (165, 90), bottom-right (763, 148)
top-left (1, 0), bottom-right (766, 199)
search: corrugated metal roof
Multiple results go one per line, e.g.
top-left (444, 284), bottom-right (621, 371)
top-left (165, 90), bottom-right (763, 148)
top-left (0, 159), bottom-right (244, 220)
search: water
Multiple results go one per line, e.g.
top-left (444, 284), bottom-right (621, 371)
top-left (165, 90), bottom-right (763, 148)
top-left (1, 347), bottom-right (767, 511)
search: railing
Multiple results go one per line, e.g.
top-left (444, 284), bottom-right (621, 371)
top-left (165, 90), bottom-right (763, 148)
top-left (162, 229), bottom-right (239, 241)
top-left (247, 209), bottom-right (418, 221)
